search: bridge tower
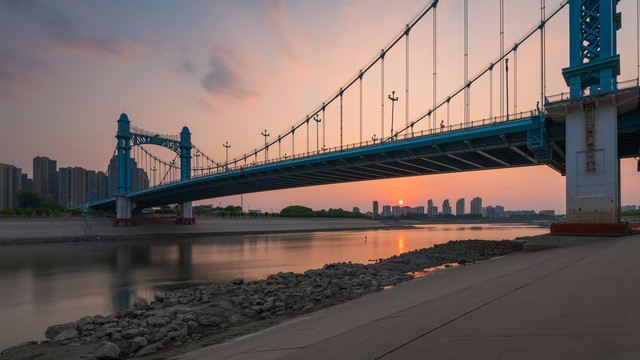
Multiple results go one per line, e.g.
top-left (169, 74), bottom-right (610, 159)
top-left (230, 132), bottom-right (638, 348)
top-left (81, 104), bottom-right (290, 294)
top-left (555, 0), bottom-right (623, 233)
top-left (115, 113), bottom-right (134, 225)
top-left (113, 114), bottom-right (194, 225)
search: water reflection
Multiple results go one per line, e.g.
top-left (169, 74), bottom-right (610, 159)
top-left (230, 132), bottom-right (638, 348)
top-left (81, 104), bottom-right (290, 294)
top-left (0, 224), bottom-right (548, 349)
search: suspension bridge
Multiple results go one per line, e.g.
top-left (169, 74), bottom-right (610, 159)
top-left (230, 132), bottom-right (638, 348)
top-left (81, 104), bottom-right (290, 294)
top-left (90, 0), bottom-right (640, 234)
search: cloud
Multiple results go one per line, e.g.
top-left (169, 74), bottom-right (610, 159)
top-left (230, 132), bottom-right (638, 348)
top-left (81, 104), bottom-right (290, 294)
top-left (2, 0), bottom-right (150, 62)
top-left (201, 46), bottom-right (258, 102)
top-left (264, 0), bottom-right (307, 72)
top-left (177, 60), bottom-right (197, 76)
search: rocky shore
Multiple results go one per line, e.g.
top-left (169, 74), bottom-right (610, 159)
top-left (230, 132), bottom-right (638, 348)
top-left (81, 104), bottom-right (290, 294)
top-left (0, 240), bottom-right (523, 360)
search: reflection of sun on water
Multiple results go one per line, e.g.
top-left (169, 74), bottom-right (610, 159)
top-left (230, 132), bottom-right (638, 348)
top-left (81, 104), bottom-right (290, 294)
top-left (398, 234), bottom-right (405, 255)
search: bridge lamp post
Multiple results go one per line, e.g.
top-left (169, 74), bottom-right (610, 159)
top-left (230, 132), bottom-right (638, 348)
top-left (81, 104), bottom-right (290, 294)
top-left (314, 115), bottom-right (321, 152)
top-left (223, 141), bottom-right (231, 167)
top-left (261, 129), bottom-right (270, 162)
top-left (505, 58), bottom-right (510, 122)
top-left (388, 91), bottom-right (399, 140)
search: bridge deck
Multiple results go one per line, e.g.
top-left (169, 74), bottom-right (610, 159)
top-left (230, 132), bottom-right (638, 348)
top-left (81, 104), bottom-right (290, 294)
top-left (90, 96), bottom-right (640, 210)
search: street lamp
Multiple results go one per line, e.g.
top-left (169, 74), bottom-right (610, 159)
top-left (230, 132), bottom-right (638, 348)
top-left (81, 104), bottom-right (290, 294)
top-left (261, 129), bottom-right (270, 162)
top-left (314, 114), bottom-right (321, 152)
top-left (388, 90), bottom-right (399, 140)
top-left (223, 141), bottom-right (231, 167)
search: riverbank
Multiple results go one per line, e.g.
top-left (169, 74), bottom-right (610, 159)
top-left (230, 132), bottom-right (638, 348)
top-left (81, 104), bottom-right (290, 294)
top-left (0, 217), bottom-right (408, 245)
top-left (0, 239), bottom-right (524, 359)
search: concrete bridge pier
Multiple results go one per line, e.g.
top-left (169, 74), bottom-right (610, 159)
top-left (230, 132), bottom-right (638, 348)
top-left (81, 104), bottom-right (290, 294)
top-left (565, 95), bottom-right (620, 224)
top-left (114, 195), bottom-right (135, 226)
top-left (177, 201), bottom-right (195, 225)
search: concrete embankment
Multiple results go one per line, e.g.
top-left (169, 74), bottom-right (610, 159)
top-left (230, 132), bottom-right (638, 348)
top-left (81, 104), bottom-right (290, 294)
top-left (0, 217), bottom-right (405, 245)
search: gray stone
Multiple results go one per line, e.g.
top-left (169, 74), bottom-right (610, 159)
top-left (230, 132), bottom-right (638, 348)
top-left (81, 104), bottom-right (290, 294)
top-left (94, 341), bottom-right (120, 359)
top-left (177, 304), bottom-right (192, 314)
top-left (198, 314), bottom-right (221, 326)
top-left (130, 336), bottom-right (148, 352)
top-left (45, 322), bottom-right (76, 340)
top-left (52, 328), bottom-right (78, 343)
top-left (146, 316), bottom-right (166, 327)
top-left (122, 328), bottom-right (146, 339)
top-left (135, 341), bottom-right (163, 357)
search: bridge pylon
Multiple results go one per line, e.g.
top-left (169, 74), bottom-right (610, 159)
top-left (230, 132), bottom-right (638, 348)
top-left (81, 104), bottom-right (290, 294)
top-left (550, 0), bottom-right (628, 235)
top-left (113, 113), bottom-right (195, 225)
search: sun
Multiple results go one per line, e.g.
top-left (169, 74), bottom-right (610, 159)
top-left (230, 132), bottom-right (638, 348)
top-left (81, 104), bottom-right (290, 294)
top-left (398, 200), bottom-right (404, 205)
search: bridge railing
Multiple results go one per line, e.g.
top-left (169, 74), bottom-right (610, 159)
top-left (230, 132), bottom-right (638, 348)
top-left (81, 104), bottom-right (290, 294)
top-left (545, 78), bottom-right (639, 104)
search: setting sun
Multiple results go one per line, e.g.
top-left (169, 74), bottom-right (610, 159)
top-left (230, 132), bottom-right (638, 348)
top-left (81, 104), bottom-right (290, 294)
top-left (398, 200), bottom-right (404, 205)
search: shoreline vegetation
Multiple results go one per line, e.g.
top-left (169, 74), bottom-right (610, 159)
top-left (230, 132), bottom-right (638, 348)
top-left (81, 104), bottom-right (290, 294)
top-left (0, 238), bottom-right (525, 360)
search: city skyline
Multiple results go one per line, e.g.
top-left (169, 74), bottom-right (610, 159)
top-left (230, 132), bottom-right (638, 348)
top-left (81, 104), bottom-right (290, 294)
top-left (1, 1), bottom-right (640, 213)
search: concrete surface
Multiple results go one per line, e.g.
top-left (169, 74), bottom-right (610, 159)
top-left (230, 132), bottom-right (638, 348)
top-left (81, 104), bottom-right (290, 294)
top-left (175, 234), bottom-right (640, 360)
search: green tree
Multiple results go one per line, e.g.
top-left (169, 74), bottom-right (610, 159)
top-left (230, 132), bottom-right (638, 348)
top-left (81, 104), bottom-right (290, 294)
top-left (16, 190), bottom-right (42, 208)
top-left (280, 205), bottom-right (314, 218)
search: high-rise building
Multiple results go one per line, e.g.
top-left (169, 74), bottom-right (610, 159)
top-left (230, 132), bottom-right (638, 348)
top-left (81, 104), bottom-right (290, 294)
top-left (442, 199), bottom-right (451, 215)
top-left (352, 207), bottom-right (360, 213)
top-left (0, 163), bottom-right (22, 210)
top-left (484, 205), bottom-right (495, 218)
top-left (411, 206), bottom-right (425, 214)
top-left (21, 174), bottom-right (33, 192)
top-left (432, 205), bottom-right (439, 216)
top-left (392, 205), bottom-right (400, 216)
top-left (427, 199), bottom-right (434, 217)
top-left (470, 197), bottom-right (483, 215)
top-left (456, 198), bottom-right (465, 216)
top-left (382, 205), bottom-right (391, 216)
top-left (33, 156), bottom-right (57, 201)
top-left (496, 205), bottom-right (505, 218)
top-left (58, 167), bottom-right (87, 208)
top-left (86, 170), bottom-right (108, 203)
top-left (107, 155), bottom-right (149, 197)
top-left (373, 201), bottom-right (379, 216)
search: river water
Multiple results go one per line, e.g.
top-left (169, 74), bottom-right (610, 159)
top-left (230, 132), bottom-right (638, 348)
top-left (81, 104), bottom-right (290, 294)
top-left (0, 223), bottom-right (548, 349)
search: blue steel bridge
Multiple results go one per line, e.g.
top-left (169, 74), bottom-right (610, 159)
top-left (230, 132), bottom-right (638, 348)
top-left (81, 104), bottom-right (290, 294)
top-left (90, 0), bottom-right (640, 227)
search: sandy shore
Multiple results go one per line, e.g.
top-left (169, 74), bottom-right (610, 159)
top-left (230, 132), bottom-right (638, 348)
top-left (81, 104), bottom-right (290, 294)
top-left (0, 217), bottom-right (407, 245)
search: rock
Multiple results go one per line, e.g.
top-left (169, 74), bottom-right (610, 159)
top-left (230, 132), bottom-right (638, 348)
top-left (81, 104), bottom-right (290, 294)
top-left (231, 278), bottom-right (244, 285)
top-left (52, 328), bottom-right (78, 343)
top-left (154, 291), bottom-right (166, 302)
top-left (133, 296), bottom-right (149, 310)
top-left (1, 341), bottom-right (37, 355)
top-left (122, 328), bottom-right (147, 339)
top-left (173, 305), bottom-right (192, 314)
top-left (130, 336), bottom-right (148, 352)
top-left (136, 342), bottom-right (163, 357)
top-left (94, 341), bottom-right (120, 359)
top-left (198, 315), bottom-right (221, 326)
top-left (146, 316), bottom-right (166, 327)
top-left (45, 323), bottom-right (76, 340)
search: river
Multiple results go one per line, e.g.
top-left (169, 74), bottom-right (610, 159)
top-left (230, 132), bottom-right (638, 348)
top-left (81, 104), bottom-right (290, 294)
top-left (0, 223), bottom-right (548, 350)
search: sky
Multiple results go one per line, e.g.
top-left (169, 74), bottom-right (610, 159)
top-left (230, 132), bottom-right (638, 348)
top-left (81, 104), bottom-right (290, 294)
top-left (1, 0), bottom-right (639, 214)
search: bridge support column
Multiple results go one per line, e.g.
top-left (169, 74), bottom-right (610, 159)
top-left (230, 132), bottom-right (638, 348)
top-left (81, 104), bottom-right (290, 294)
top-left (552, 95), bottom-right (626, 235)
top-left (114, 195), bottom-right (134, 226)
top-left (177, 201), bottom-right (195, 225)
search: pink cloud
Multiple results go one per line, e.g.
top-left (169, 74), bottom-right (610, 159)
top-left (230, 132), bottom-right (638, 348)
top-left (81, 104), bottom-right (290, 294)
top-left (264, 0), bottom-right (308, 73)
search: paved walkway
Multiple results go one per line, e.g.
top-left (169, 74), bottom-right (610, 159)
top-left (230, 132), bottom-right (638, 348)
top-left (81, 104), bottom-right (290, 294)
top-left (176, 234), bottom-right (640, 360)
